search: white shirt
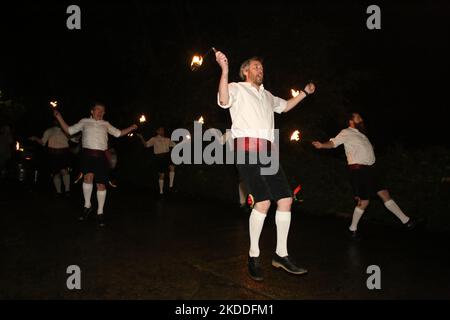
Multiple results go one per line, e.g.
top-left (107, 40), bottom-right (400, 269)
top-left (330, 127), bottom-right (376, 165)
top-left (68, 118), bottom-right (121, 151)
top-left (217, 82), bottom-right (287, 142)
top-left (145, 135), bottom-right (175, 154)
top-left (42, 126), bottom-right (69, 149)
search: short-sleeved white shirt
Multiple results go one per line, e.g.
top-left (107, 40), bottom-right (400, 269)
top-left (217, 82), bottom-right (287, 142)
top-left (68, 118), bottom-right (121, 151)
top-left (145, 135), bottom-right (176, 155)
top-left (330, 127), bottom-right (376, 165)
top-left (42, 126), bottom-right (69, 149)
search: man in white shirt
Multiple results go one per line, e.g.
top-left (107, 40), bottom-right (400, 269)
top-left (54, 103), bottom-right (137, 226)
top-left (215, 51), bottom-right (315, 281)
top-left (312, 112), bottom-right (419, 239)
top-left (137, 126), bottom-right (176, 196)
top-left (30, 121), bottom-right (72, 196)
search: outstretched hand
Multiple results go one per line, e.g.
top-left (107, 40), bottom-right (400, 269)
top-left (215, 50), bottom-right (229, 71)
top-left (304, 82), bottom-right (316, 95)
top-left (311, 141), bottom-right (322, 149)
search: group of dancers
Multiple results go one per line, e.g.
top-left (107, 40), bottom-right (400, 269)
top-left (29, 50), bottom-right (420, 281)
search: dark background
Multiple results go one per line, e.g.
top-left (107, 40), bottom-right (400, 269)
top-left (1, 0), bottom-right (449, 148)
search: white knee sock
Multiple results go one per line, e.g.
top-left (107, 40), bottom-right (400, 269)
top-left (249, 209), bottom-right (266, 257)
top-left (384, 199), bottom-right (409, 224)
top-left (275, 210), bottom-right (291, 257)
top-left (82, 182), bottom-right (93, 208)
top-left (239, 182), bottom-right (246, 205)
top-left (62, 173), bottom-right (70, 192)
top-left (169, 172), bottom-right (175, 188)
top-left (349, 207), bottom-right (365, 231)
top-left (53, 174), bottom-right (62, 194)
top-left (97, 190), bottom-right (106, 215)
top-left (159, 179), bottom-right (164, 194)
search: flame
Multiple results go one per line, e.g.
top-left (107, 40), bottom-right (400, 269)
top-left (197, 116), bottom-right (204, 124)
top-left (291, 89), bottom-right (300, 98)
top-left (128, 133), bottom-right (134, 137)
top-left (16, 141), bottom-right (20, 151)
top-left (139, 115), bottom-right (146, 123)
top-left (50, 101), bottom-right (58, 108)
top-left (290, 130), bottom-right (301, 141)
top-left (191, 55), bottom-right (203, 70)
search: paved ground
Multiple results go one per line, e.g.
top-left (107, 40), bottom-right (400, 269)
top-left (1, 182), bottom-right (450, 300)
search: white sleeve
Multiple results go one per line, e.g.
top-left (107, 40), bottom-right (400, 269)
top-left (41, 129), bottom-right (51, 145)
top-left (217, 83), bottom-right (238, 109)
top-left (145, 137), bottom-right (155, 148)
top-left (330, 130), bottom-right (348, 148)
top-left (270, 93), bottom-right (288, 114)
top-left (107, 122), bottom-right (122, 138)
top-left (68, 120), bottom-right (84, 136)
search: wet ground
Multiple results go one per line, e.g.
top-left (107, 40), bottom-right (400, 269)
top-left (1, 182), bottom-right (450, 300)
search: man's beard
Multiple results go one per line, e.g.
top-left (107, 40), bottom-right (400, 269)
top-left (355, 122), bottom-right (368, 135)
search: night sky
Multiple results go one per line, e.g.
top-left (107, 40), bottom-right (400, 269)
top-left (1, 0), bottom-right (449, 149)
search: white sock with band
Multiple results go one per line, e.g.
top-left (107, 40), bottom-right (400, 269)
top-left (82, 182), bottom-right (93, 208)
top-left (349, 207), bottom-right (365, 231)
top-left (53, 174), bottom-right (62, 194)
top-left (275, 210), bottom-right (291, 257)
top-left (97, 190), bottom-right (106, 215)
top-left (62, 173), bottom-right (70, 192)
top-left (169, 172), bottom-right (175, 188)
top-left (384, 199), bottom-right (410, 224)
top-left (249, 209), bottom-right (267, 257)
top-left (159, 179), bottom-right (164, 194)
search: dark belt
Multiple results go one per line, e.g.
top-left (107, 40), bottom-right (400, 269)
top-left (348, 164), bottom-right (371, 170)
top-left (234, 137), bottom-right (274, 152)
top-left (83, 148), bottom-right (106, 157)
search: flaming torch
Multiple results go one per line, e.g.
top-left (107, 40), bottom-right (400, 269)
top-left (50, 100), bottom-right (58, 109)
top-left (190, 47), bottom-right (217, 71)
top-left (197, 116), bottom-right (205, 124)
top-left (139, 114), bottom-right (147, 124)
top-left (16, 141), bottom-right (24, 152)
top-left (290, 130), bottom-right (301, 142)
top-left (291, 89), bottom-right (300, 98)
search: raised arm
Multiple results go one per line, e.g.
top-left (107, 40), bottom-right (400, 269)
top-left (53, 110), bottom-right (71, 135)
top-left (119, 124), bottom-right (138, 137)
top-left (284, 82), bottom-right (316, 113)
top-left (215, 51), bottom-right (230, 106)
top-left (312, 140), bottom-right (335, 149)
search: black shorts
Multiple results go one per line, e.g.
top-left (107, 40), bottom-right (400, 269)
top-left (48, 148), bottom-right (70, 174)
top-left (155, 153), bottom-right (172, 173)
top-left (349, 164), bottom-right (386, 200)
top-left (236, 151), bottom-right (292, 203)
top-left (80, 149), bottom-right (109, 184)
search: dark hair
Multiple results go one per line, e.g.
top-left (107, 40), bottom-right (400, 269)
top-left (239, 56), bottom-right (264, 80)
top-left (91, 101), bottom-right (106, 110)
top-left (347, 112), bottom-right (360, 123)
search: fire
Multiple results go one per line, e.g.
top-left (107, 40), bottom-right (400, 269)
top-left (139, 115), bottom-right (146, 123)
top-left (128, 133), bottom-right (134, 137)
top-left (16, 141), bottom-right (24, 152)
top-left (291, 89), bottom-right (300, 98)
top-left (197, 116), bottom-right (204, 124)
top-left (50, 101), bottom-right (58, 108)
top-left (290, 130), bottom-right (301, 141)
top-left (191, 55), bottom-right (203, 70)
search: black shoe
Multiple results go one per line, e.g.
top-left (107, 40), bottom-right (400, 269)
top-left (97, 214), bottom-right (105, 227)
top-left (272, 254), bottom-right (308, 275)
top-left (248, 256), bottom-right (264, 281)
top-left (404, 217), bottom-right (426, 230)
top-left (79, 206), bottom-right (92, 221)
top-left (169, 187), bottom-right (177, 193)
top-left (347, 229), bottom-right (361, 241)
top-left (239, 204), bottom-right (251, 214)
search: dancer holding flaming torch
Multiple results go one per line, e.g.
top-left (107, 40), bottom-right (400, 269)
top-left (54, 102), bottom-right (137, 227)
top-left (215, 50), bottom-right (315, 281)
